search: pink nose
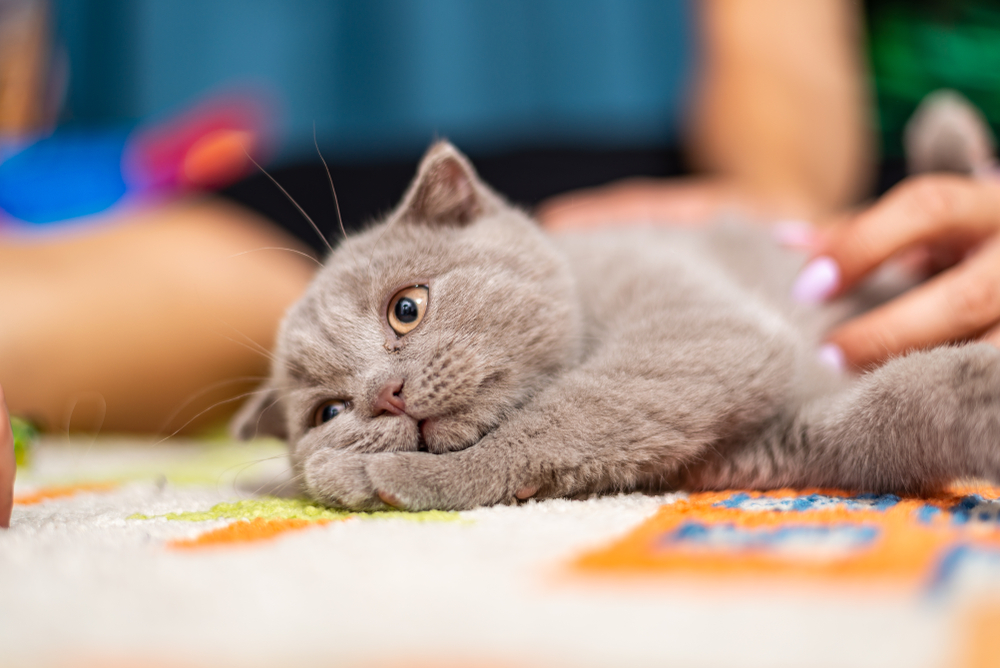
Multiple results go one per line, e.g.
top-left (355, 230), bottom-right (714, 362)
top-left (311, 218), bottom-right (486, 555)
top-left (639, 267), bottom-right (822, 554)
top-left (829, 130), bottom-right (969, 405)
top-left (373, 378), bottom-right (406, 416)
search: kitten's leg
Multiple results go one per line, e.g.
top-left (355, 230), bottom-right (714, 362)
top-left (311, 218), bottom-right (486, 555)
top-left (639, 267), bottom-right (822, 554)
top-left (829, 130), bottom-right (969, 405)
top-left (305, 312), bottom-right (803, 510)
top-left (689, 343), bottom-right (1000, 494)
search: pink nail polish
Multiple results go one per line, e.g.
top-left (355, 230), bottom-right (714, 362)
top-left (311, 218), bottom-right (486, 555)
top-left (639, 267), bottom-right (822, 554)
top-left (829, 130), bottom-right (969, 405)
top-left (972, 161), bottom-right (1000, 180)
top-left (792, 256), bottom-right (841, 304)
top-left (817, 343), bottom-right (845, 373)
top-left (772, 220), bottom-right (818, 249)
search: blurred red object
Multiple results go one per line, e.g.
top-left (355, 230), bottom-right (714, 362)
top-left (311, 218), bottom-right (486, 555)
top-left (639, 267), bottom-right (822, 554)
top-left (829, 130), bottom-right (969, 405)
top-left (124, 91), bottom-right (275, 193)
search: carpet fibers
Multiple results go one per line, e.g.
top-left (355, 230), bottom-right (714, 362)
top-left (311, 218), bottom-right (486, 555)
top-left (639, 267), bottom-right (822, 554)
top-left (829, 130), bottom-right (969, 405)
top-left (4, 436), bottom-right (1000, 668)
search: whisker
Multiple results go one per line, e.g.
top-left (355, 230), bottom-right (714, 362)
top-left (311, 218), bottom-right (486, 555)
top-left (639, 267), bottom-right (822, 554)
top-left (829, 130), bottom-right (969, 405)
top-left (216, 334), bottom-right (278, 365)
top-left (237, 467), bottom-right (307, 501)
top-left (229, 246), bottom-right (323, 268)
top-left (243, 149), bottom-right (333, 255)
top-left (216, 320), bottom-right (279, 363)
top-left (240, 460), bottom-right (302, 499)
top-left (253, 392), bottom-right (285, 440)
top-left (149, 388), bottom-right (283, 448)
top-left (154, 375), bottom-right (270, 440)
top-left (216, 454), bottom-right (290, 498)
top-left (313, 123), bottom-right (350, 246)
top-left (61, 391), bottom-right (107, 467)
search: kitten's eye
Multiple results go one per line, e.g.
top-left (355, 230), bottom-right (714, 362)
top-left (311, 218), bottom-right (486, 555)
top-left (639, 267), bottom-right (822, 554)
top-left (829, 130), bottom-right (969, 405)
top-left (313, 400), bottom-right (348, 427)
top-left (387, 285), bottom-right (429, 336)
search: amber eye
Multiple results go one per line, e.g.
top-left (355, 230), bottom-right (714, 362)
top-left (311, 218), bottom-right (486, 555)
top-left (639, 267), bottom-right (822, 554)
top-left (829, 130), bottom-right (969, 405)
top-left (313, 400), bottom-right (348, 427)
top-left (387, 285), bottom-right (429, 336)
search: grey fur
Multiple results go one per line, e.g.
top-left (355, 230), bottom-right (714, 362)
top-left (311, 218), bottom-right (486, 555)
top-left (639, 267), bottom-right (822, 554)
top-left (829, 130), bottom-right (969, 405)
top-left (905, 89), bottom-right (997, 176)
top-left (234, 140), bottom-right (1000, 511)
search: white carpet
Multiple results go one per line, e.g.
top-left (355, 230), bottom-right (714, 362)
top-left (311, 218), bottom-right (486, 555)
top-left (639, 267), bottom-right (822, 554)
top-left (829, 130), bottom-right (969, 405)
top-left (3, 436), bottom-right (998, 668)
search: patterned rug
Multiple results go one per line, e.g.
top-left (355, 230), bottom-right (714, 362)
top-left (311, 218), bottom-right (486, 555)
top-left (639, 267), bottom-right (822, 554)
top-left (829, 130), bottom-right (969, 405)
top-left (5, 436), bottom-right (1000, 668)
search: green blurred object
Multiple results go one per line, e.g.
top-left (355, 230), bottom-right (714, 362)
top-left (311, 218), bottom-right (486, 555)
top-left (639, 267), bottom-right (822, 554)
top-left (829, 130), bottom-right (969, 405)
top-left (11, 417), bottom-right (37, 468)
top-left (867, 0), bottom-right (1000, 158)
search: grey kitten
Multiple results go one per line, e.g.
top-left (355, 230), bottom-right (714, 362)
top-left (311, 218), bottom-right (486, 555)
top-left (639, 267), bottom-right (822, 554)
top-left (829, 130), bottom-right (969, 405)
top-left (234, 138), bottom-right (1000, 511)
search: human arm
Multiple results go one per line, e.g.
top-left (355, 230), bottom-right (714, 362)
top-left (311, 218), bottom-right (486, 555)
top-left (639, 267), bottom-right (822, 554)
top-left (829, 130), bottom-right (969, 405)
top-left (539, 0), bottom-right (873, 230)
top-left (0, 197), bottom-right (315, 434)
top-left (689, 0), bottom-right (872, 215)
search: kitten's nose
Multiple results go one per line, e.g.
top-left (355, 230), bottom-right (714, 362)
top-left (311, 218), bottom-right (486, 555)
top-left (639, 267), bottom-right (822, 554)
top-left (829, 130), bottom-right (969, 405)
top-left (372, 378), bottom-right (406, 416)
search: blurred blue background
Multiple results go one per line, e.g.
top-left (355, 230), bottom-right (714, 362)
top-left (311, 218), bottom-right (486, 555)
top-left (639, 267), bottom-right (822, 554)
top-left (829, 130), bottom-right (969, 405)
top-left (53, 0), bottom-right (694, 163)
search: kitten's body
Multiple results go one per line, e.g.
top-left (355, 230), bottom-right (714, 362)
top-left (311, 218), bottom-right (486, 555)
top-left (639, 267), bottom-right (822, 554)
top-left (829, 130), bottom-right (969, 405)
top-left (235, 140), bottom-right (1000, 511)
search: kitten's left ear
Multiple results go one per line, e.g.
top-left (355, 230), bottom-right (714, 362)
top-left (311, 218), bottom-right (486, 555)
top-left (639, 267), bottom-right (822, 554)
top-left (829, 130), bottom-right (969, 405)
top-left (396, 141), bottom-right (503, 225)
top-left (230, 383), bottom-right (287, 441)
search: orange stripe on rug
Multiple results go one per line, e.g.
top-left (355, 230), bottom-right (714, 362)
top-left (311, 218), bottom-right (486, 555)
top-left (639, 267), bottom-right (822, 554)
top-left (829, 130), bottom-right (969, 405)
top-left (14, 482), bottom-right (117, 505)
top-left (572, 487), bottom-right (1000, 589)
top-left (961, 603), bottom-right (1000, 668)
top-left (168, 517), bottom-right (335, 550)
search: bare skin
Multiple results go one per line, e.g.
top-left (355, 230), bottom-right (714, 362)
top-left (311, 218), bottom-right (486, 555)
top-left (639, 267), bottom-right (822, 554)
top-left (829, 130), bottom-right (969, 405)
top-left (538, 177), bottom-right (771, 231)
top-left (803, 174), bottom-right (1000, 370)
top-left (0, 197), bottom-right (316, 434)
top-left (0, 382), bottom-right (13, 528)
top-left (539, 0), bottom-right (873, 229)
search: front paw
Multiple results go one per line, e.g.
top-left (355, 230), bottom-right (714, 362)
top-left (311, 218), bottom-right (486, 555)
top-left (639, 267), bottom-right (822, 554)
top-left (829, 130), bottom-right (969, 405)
top-left (366, 451), bottom-right (513, 511)
top-left (304, 448), bottom-right (521, 511)
top-left (303, 450), bottom-right (387, 511)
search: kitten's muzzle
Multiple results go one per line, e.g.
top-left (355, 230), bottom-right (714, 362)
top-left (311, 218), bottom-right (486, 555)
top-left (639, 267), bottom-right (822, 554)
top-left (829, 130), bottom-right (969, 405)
top-left (372, 378), bottom-right (407, 417)
top-left (369, 378), bottom-right (430, 450)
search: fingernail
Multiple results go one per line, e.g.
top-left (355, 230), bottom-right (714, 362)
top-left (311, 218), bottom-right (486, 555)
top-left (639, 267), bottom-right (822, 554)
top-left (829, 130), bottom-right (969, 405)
top-left (817, 343), bottom-right (846, 373)
top-left (792, 256), bottom-right (841, 304)
top-left (772, 220), bottom-right (818, 249)
top-left (973, 162), bottom-right (1000, 180)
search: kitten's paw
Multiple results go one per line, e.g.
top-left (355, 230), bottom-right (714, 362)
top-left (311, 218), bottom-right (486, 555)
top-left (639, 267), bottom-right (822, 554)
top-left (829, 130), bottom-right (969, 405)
top-left (304, 439), bottom-right (533, 511)
top-left (303, 450), bottom-right (389, 511)
top-left (363, 450), bottom-right (514, 511)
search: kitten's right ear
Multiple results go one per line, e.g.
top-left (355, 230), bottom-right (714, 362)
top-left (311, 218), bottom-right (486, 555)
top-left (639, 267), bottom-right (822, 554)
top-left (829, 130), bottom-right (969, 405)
top-left (230, 383), bottom-right (287, 441)
top-left (395, 141), bottom-right (503, 225)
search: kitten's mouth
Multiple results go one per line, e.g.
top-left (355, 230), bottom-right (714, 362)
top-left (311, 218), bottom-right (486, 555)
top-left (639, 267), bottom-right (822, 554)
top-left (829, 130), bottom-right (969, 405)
top-left (413, 415), bottom-right (491, 455)
top-left (417, 419), bottom-right (431, 452)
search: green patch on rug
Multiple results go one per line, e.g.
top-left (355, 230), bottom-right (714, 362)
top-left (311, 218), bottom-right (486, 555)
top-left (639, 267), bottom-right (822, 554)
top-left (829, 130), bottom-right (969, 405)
top-left (11, 417), bottom-right (38, 468)
top-left (129, 496), bottom-right (460, 523)
top-left (17, 437), bottom-right (289, 487)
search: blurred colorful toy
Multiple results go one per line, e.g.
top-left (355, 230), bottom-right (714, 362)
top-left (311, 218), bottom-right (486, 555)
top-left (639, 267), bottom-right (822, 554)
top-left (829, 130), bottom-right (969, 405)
top-left (0, 92), bottom-right (272, 226)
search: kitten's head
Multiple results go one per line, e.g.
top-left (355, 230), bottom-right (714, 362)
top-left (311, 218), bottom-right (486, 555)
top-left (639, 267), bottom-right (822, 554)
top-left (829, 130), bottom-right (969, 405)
top-left (233, 142), bottom-right (581, 494)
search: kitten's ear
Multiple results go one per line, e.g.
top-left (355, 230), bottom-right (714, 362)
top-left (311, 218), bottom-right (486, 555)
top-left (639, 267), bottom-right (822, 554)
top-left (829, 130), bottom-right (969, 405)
top-left (230, 383), bottom-right (287, 441)
top-left (396, 141), bottom-right (502, 225)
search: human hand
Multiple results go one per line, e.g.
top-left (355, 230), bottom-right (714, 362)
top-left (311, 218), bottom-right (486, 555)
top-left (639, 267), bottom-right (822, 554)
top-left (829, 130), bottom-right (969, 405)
top-left (792, 174), bottom-right (1000, 370)
top-left (538, 177), bottom-right (787, 230)
top-left (0, 383), bottom-right (14, 528)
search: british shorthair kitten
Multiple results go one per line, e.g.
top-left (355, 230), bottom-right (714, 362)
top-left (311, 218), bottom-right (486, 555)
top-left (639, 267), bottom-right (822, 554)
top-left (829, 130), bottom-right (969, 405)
top-left (234, 98), bottom-right (1000, 511)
